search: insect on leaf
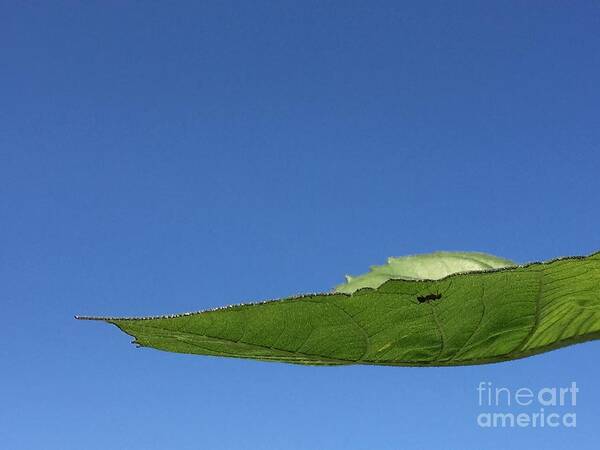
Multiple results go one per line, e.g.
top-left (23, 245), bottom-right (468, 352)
top-left (77, 251), bottom-right (600, 366)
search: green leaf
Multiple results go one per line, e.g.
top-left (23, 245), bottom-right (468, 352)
top-left (334, 251), bottom-right (516, 294)
top-left (78, 251), bottom-right (600, 366)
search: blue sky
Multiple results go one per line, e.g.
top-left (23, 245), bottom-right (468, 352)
top-left (2, 1), bottom-right (600, 449)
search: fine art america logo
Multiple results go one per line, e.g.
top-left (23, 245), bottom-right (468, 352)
top-left (476, 381), bottom-right (578, 428)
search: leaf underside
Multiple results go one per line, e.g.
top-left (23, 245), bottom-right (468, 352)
top-left (78, 251), bottom-right (600, 366)
top-left (334, 251), bottom-right (516, 294)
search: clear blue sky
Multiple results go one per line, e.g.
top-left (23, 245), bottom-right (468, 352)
top-left (2, 1), bottom-right (600, 449)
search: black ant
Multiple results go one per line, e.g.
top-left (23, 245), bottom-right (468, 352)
top-left (417, 292), bottom-right (442, 304)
